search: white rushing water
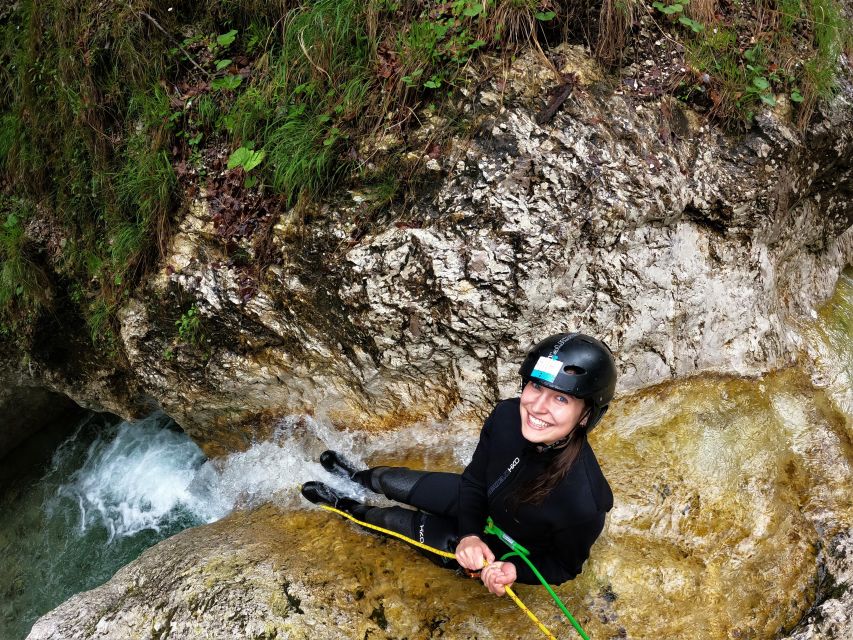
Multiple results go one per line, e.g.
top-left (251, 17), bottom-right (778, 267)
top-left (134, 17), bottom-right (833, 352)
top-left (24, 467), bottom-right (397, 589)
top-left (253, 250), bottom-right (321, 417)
top-left (53, 411), bottom-right (478, 541)
top-left (51, 413), bottom-right (206, 540)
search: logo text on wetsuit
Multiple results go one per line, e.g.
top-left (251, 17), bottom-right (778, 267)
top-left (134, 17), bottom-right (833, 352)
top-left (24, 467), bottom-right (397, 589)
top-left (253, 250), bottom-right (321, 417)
top-left (487, 456), bottom-right (520, 497)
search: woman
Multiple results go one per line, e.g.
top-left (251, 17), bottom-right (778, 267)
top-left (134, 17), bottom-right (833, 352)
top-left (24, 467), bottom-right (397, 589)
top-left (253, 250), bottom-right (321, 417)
top-left (301, 332), bottom-right (616, 595)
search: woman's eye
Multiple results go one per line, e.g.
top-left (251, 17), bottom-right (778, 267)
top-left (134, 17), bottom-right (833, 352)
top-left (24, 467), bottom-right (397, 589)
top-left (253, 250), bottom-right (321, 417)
top-left (532, 382), bottom-right (541, 390)
top-left (555, 395), bottom-right (568, 404)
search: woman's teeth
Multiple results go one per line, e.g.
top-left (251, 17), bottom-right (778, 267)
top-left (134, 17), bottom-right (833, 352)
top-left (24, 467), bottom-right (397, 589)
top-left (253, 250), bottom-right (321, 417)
top-left (528, 415), bottom-right (550, 429)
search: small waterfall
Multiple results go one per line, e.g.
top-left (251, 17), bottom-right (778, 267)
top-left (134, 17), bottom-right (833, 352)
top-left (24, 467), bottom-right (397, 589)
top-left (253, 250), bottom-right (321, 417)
top-left (1, 405), bottom-right (473, 640)
top-left (49, 412), bottom-right (206, 541)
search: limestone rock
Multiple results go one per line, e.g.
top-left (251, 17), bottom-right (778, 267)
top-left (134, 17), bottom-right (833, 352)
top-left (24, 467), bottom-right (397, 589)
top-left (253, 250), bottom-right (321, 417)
top-left (780, 530), bottom-right (853, 640)
top-left (26, 505), bottom-right (545, 640)
top-left (3, 48), bottom-right (851, 457)
top-left (109, 47), bottom-right (852, 453)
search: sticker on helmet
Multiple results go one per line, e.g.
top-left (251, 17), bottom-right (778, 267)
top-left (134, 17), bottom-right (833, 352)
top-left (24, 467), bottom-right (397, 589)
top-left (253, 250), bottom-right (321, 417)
top-left (531, 356), bottom-right (562, 383)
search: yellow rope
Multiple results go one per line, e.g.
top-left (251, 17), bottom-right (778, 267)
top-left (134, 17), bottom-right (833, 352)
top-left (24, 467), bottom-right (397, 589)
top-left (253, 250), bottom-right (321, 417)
top-left (319, 505), bottom-right (457, 558)
top-left (490, 564), bottom-right (558, 640)
top-left (319, 505), bottom-right (557, 640)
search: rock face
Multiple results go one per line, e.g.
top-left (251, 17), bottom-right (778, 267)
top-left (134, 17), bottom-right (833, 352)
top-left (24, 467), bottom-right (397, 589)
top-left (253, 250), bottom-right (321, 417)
top-left (110, 46), bottom-right (852, 454)
top-left (26, 357), bottom-right (853, 640)
top-left (0, 370), bottom-right (86, 460)
top-left (782, 530), bottom-right (853, 640)
top-left (26, 505), bottom-right (555, 640)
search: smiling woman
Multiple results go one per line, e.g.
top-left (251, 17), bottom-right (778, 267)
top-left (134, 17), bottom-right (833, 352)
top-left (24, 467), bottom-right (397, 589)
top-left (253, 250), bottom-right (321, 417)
top-left (300, 332), bottom-right (618, 597)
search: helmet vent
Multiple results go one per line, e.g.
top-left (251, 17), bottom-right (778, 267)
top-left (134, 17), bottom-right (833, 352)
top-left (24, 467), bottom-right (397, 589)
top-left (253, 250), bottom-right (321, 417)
top-left (563, 366), bottom-right (586, 375)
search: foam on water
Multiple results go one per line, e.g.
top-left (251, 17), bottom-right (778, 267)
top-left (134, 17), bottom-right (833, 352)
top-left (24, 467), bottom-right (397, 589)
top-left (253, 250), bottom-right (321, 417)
top-left (53, 413), bottom-right (206, 540)
top-left (187, 413), bottom-right (476, 521)
top-left (187, 416), bottom-right (371, 522)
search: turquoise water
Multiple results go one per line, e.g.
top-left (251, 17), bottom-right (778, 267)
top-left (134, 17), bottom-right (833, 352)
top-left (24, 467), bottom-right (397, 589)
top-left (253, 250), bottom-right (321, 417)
top-left (0, 410), bottom-right (374, 640)
top-left (0, 412), bottom-right (207, 640)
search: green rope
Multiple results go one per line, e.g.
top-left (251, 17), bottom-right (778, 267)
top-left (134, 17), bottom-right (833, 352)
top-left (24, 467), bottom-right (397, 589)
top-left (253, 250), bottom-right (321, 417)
top-left (485, 518), bottom-right (591, 640)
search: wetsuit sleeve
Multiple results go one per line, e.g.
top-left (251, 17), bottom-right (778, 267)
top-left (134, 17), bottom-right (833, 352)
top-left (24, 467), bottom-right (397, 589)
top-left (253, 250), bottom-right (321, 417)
top-left (511, 513), bottom-right (606, 585)
top-left (457, 411), bottom-right (495, 539)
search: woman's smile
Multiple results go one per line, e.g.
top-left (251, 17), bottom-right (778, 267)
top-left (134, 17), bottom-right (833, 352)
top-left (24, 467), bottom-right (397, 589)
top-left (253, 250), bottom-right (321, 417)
top-left (526, 414), bottom-right (553, 430)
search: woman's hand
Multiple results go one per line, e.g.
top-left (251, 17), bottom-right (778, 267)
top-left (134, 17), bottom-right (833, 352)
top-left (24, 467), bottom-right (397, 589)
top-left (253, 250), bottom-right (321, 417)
top-left (481, 561), bottom-right (517, 596)
top-left (455, 535), bottom-right (495, 571)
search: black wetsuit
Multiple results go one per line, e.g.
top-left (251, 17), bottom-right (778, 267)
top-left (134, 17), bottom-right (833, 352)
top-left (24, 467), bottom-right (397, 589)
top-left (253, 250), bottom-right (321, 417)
top-left (353, 398), bottom-right (613, 585)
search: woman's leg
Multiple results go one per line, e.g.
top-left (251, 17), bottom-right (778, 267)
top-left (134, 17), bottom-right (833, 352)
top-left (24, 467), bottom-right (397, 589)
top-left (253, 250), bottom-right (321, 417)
top-left (320, 452), bottom-right (460, 516)
top-left (355, 467), bottom-right (461, 518)
top-left (316, 453), bottom-right (463, 565)
top-left (351, 503), bottom-right (460, 567)
top-left (352, 469), bottom-right (462, 566)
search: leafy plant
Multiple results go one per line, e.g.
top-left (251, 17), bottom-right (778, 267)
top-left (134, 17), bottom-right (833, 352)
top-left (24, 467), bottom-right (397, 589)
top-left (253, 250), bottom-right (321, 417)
top-left (653, 0), bottom-right (704, 32)
top-left (216, 29), bottom-right (238, 48)
top-left (176, 305), bottom-right (203, 345)
top-left (742, 47), bottom-right (777, 107)
top-left (679, 16), bottom-right (703, 33)
top-left (211, 74), bottom-right (243, 91)
top-left (227, 145), bottom-right (267, 172)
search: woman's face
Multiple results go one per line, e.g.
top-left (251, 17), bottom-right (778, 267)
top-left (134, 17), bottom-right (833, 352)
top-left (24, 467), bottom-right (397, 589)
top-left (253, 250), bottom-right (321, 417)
top-left (519, 381), bottom-right (587, 445)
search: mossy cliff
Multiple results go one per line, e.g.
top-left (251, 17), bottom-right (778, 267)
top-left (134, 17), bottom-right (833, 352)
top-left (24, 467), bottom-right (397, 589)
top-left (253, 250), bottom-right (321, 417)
top-left (0, 0), bottom-right (852, 455)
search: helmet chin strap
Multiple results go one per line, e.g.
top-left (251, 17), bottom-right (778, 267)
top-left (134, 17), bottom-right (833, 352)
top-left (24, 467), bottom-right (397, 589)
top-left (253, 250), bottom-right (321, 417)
top-left (535, 407), bottom-right (591, 452)
top-left (536, 436), bottom-right (571, 452)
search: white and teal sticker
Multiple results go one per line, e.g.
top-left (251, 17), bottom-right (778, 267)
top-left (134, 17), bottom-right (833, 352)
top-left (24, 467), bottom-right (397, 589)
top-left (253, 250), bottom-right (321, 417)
top-left (531, 356), bottom-right (562, 383)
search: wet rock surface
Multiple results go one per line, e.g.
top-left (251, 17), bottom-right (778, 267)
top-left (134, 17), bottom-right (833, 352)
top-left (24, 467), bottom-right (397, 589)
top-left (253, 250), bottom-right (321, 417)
top-left (26, 505), bottom-right (537, 640)
top-left (26, 358), bottom-right (853, 639)
top-left (781, 530), bottom-right (853, 640)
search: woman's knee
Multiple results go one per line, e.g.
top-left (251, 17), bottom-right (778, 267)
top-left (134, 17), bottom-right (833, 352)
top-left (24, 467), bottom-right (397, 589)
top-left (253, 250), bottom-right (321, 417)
top-left (360, 467), bottom-right (427, 502)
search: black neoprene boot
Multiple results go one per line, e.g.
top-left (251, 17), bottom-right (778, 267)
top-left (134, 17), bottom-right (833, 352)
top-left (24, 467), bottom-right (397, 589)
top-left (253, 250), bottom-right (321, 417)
top-left (319, 450), bottom-right (362, 479)
top-left (300, 481), bottom-right (363, 514)
top-left (319, 451), bottom-right (426, 504)
top-left (320, 450), bottom-right (389, 495)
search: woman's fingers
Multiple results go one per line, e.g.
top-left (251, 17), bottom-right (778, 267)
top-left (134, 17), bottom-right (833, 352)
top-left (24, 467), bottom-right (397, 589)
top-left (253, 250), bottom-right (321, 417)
top-left (454, 536), bottom-right (495, 570)
top-left (481, 563), bottom-right (505, 595)
top-left (481, 562), bottom-right (516, 596)
top-left (483, 544), bottom-right (495, 564)
top-left (502, 562), bottom-right (517, 585)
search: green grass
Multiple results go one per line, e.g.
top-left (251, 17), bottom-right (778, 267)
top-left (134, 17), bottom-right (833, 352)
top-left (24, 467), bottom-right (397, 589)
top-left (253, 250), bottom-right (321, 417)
top-left (0, 0), bottom-right (850, 349)
top-left (806, 0), bottom-right (846, 99)
top-left (0, 114), bottom-right (18, 168)
top-left (0, 198), bottom-right (48, 329)
top-left (0, 1), bottom-right (186, 340)
top-left (234, 0), bottom-right (374, 203)
top-left (681, 0), bottom-right (850, 126)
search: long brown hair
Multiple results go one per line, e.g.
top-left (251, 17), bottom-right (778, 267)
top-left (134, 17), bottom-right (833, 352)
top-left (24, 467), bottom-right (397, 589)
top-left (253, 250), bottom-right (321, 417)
top-left (519, 406), bottom-right (590, 505)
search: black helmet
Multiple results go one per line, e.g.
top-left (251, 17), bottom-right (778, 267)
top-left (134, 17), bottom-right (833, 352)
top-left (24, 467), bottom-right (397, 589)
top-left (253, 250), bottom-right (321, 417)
top-left (518, 333), bottom-right (617, 432)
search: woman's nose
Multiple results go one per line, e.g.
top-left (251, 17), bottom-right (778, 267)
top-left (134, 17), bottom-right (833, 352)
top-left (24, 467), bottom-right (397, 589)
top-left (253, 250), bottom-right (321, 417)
top-left (530, 393), bottom-right (548, 412)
